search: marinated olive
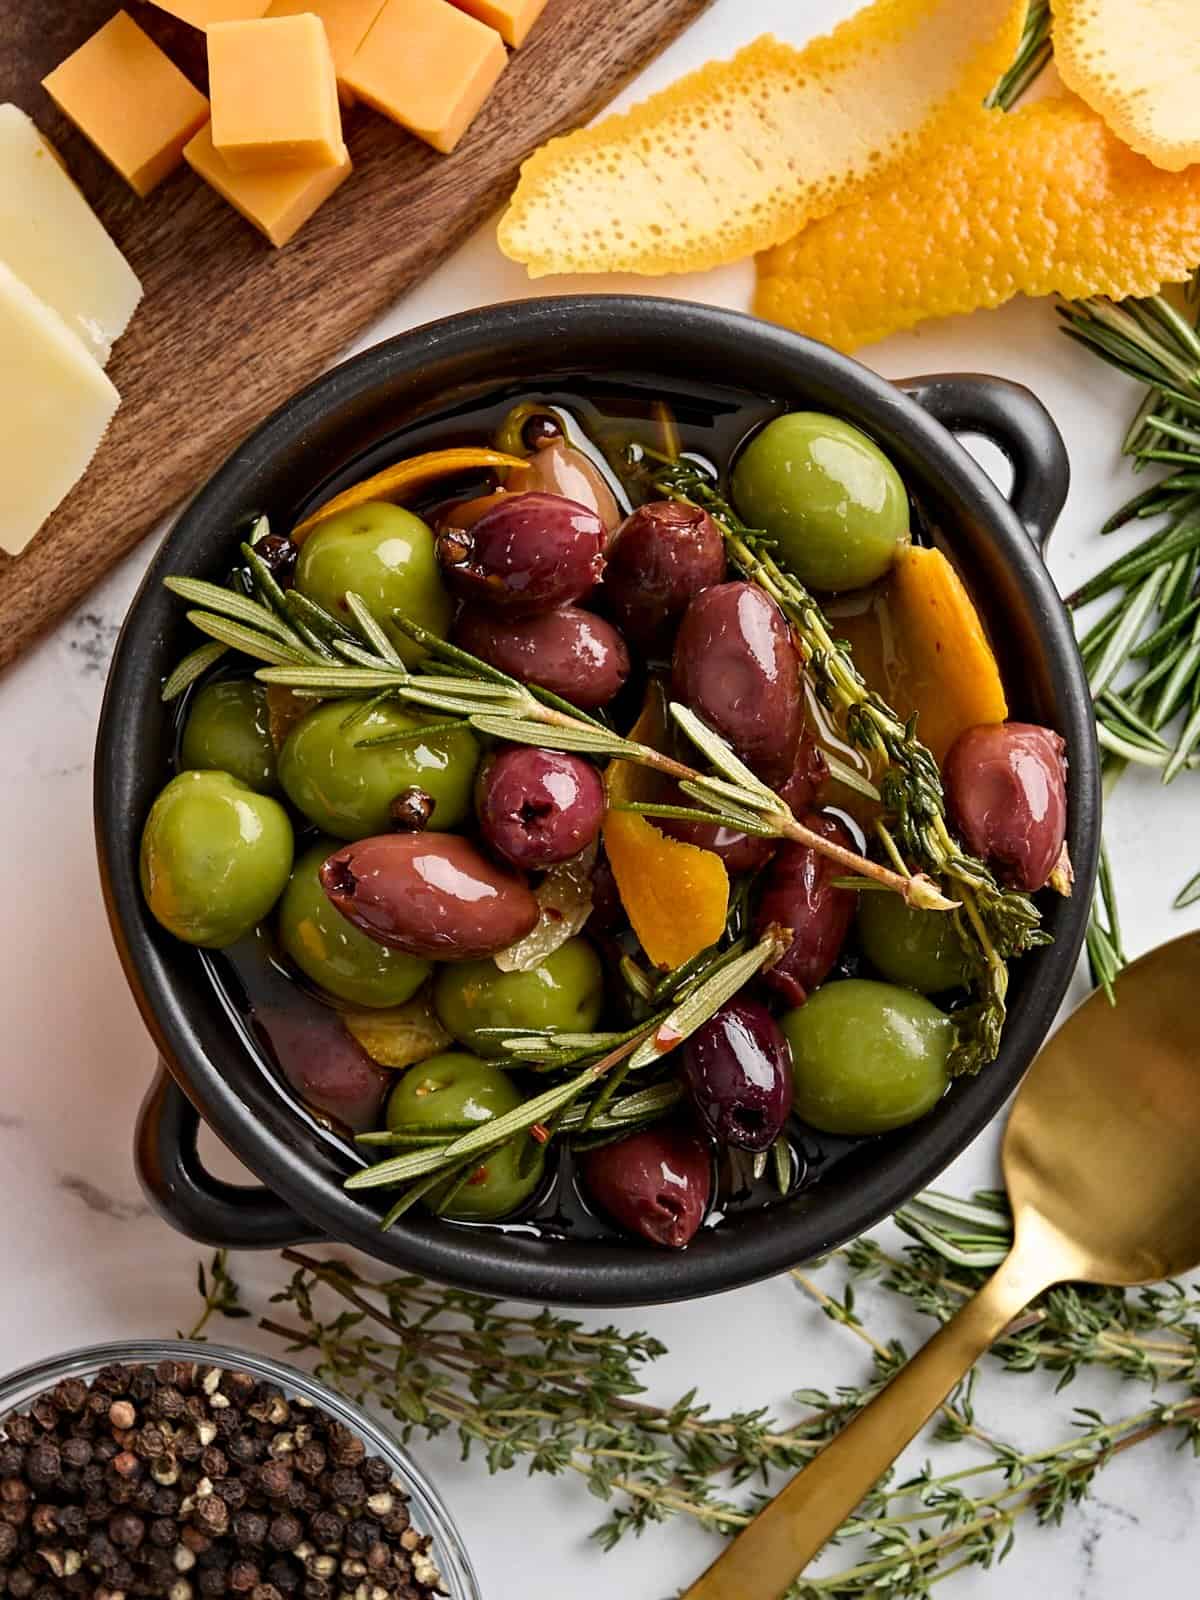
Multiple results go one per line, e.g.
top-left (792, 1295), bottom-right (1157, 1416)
top-left (731, 413), bottom-right (910, 592)
top-left (278, 841), bottom-right (431, 1008)
top-left (506, 438), bottom-right (622, 534)
top-left (320, 833), bottom-right (539, 959)
top-left (782, 979), bottom-right (951, 1135)
top-left (581, 1123), bottom-right (712, 1248)
top-left (476, 747), bottom-right (605, 871)
top-left (944, 722), bottom-right (1068, 892)
top-left (254, 1002), bottom-right (388, 1133)
top-left (292, 502), bottom-right (451, 665)
top-left (180, 679), bottom-right (278, 794)
top-left (140, 771), bottom-right (294, 949)
top-left (775, 731), bottom-right (830, 815)
top-left (603, 501), bottom-right (727, 651)
top-left (658, 804), bottom-right (776, 875)
top-left (433, 937), bottom-right (604, 1055)
top-left (436, 491), bottom-right (606, 615)
top-left (278, 699), bottom-right (479, 840)
top-left (857, 890), bottom-right (969, 994)
top-left (453, 605), bottom-right (630, 710)
top-left (672, 581), bottom-right (804, 784)
top-left (384, 1051), bottom-right (544, 1219)
top-left (754, 812), bottom-right (858, 1006)
top-left (680, 997), bottom-right (792, 1151)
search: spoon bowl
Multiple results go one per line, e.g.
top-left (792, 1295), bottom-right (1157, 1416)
top-left (685, 930), bottom-right (1200, 1600)
top-left (1005, 931), bottom-right (1200, 1286)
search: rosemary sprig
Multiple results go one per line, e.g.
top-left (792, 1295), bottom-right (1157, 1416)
top-left (984, 0), bottom-right (1050, 112)
top-left (163, 565), bottom-right (953, 911)
top-left (639, 456), bottom-right (1048, 1075)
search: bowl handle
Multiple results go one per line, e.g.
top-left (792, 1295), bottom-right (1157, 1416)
top-left (136, 1065), bottom-right (320, 1248)
top-left (897, 374), bottom-right (1070, 553)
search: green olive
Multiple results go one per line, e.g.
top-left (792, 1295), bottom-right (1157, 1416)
top-left (293, 502), bottom-right (451, 666)
top-left (140, 770), bottom-right (293, 949)
top-left (857, 892), bottom-right (971, 994)
top-left (278, 841), bottom-right (431, 1008)
top-left (731, 413), bottom-right (910, 592)
top-left (180, 679), bottom-right (278, 794)
top-left (433, 938), bottom-right (604, 1057)
top-left (781, 979), bottom-right (951, 1135)
top-left (277, 699), bottom-right (479, 840)
top-left (384, 1051), bottom-right (544, 1219)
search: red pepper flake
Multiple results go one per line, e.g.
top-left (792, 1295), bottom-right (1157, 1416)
top-left (654, 1023), bottom-right (684, 1052)
top-left (529, 1123), bottom-right (551, 1144)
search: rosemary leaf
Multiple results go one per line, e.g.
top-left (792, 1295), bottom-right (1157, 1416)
top-left (1088, 567), bottom-right (1165, 698)
top-left (468, 714), bottom-right (630, 758)
top-left (166, 577), bottom-right (308, 652)
top-left (187, 612), bottom-right (313, 667)
top-left (627, 933), bottom-right (784, 1070)
top-left (344, 592), bottom-right (405, 666)
top-left (161, 641), bottom-right (228, 702)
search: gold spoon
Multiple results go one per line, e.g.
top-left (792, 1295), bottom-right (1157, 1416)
top-left (683, 930), bottom-right (1200, 1600)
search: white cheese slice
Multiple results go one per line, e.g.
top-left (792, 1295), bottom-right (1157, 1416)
top-left (0, 104), bottom-right (143, 367)
top-left (0, 261), bottom-right (120, 557)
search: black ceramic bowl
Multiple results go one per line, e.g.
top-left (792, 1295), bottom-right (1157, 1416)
top-left (96, 296), bottom-right (1099, 1307)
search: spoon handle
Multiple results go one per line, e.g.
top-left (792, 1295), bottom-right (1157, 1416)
top-left (682, 1244), bottom-right (1056, 1600)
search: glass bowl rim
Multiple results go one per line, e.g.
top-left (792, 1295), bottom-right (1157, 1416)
top-left (0, 1337), bottom-right (481, 1600)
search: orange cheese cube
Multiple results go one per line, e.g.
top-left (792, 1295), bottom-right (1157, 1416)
top-left (344, 0), bottom-right (506, 154)
top-left (184, 120), bottom-right (351, 245)
top-left (42, 11), bottom-right (209, 196)
top-left (149, 0), bottom-right (272, 25)
top-left (208, 16), bottom-right (343, 172)
top-left (446, 0), bottom-right (546, 47)
top-left (265, 0), bottom-right (387, 102)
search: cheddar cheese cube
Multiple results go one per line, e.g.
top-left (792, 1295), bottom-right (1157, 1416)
top-left (184, 120), bottom-right (351, 246)
top-left (0, 261), bottom-right (120, 557)
top-left (208, 16), bottom-right (343, 172)
top-left (150, 0), bottom-right (272, 26)
top-left (344, 0), bottom-right (506, 154)
top-left (42, 11), bottom-right (210, 197)
top-left (0, 105), bottom-right (142, 366)
top-left (447, 0), bottom-right (546, 48)
top-left (265, 0), bottom-right (388, 102)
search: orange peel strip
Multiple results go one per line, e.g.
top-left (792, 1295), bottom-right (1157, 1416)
top-left (756, 96), bottom-right (1200, 353)
top-left (602, 688), bottom-right (728, 971)
top-left (292, 448), bottom-right (525, 541)
top-left (497, 0), bottom-right (1027, 278)
top-left (1052, 0), bottom-right (1200, 173)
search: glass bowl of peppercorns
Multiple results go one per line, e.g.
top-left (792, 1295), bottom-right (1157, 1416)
top-left (0, 1340), bottom-right (481, 1600)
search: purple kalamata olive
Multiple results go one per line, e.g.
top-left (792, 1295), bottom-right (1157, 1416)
top-left (453, 605), bottom-right (630, 711)
top-left (253, 1004), bottom-right (388, 1133)
top-left (436, 491), bottom-right (606, 615)
top-left (476, 747), bottom-right (605, 871)
top-left (658, 804), bottom-right (777, 874)
top-left (775, 731), bottom-right (830, 815)
top-left (603, 501), bottom-right (727, 651)
top-left (672, 581), bottom-right (804, 784)
top-left (507, 438), bottom-right (622, 535)
top-left (320, 834), bottom-right (539, 960)
top-left (679, 997), bottom-right (792, 1151)
top-left (755, 811), bottom-right (858, 1007)
top-left (943, 722), bottom-right (1069, 892)
top-left (581, 1123), bottom-right (712, 1248)
top-left (585, 851), bottom-right (623, 935)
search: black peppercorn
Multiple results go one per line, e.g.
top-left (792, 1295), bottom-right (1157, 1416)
top-left (0, 1364), bottom-right (443, 1600)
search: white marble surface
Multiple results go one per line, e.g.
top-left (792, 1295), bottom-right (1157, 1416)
top-left (3, 1), bottom-right (1200, 1593)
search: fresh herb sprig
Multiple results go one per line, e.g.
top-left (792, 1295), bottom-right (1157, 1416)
top-left (164, 568), bottom-right (951, 914)
top-left (638, 456), bottom-right (1049, 1076)
top-left (197, 1188), bottom-right (1200, 1589)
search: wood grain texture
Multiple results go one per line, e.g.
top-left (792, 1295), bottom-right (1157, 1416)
top-left (0, 0), bottom-right (711, 670)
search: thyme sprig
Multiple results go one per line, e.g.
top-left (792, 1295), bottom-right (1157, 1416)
top-left (639, 456), bottom-right (1048, 1075)
top-left (163, 570), bottom-right (951, 913)
top-left (198, 1186), bottom-right (1200, 1587)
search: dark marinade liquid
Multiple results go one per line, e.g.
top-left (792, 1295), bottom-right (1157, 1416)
top-left (189, 374), bottom-right (952, 1246)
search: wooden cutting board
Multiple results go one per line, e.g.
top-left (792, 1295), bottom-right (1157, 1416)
top-left (0, 0), bottom-right (711, 671)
